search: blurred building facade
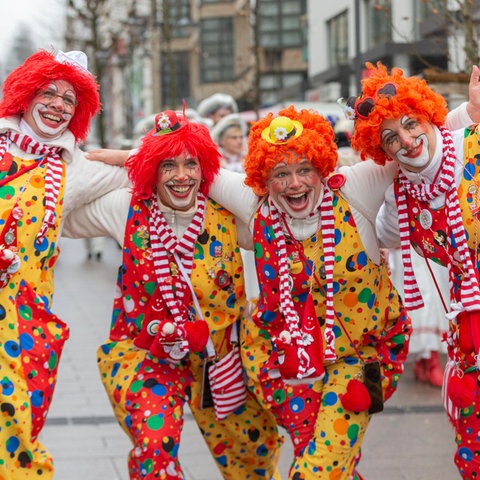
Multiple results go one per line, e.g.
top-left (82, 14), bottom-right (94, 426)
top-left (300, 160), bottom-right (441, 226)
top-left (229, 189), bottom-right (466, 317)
top-left (308, 1), bottom-right (478, 106)
top-left (63, 0), bottom-right (478, 148)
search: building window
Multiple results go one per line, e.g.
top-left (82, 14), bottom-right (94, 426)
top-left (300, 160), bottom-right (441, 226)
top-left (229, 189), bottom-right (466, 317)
top-left (260, 71), bottom-right (304, 104)
top-left (160, 0), bottom-right (192, 38)
top-left (366, 0), bottom-right (392, 48)
top-left (327, 10), bottom-right (349, 67)
top-left (413, 0), bottom-right (448, 40)
top-left (200, 17), bottom-right (235, 83)
top-left (258, 0), bottom-right (306, 48)
top-left (161, 51), bottom-right (191, 107)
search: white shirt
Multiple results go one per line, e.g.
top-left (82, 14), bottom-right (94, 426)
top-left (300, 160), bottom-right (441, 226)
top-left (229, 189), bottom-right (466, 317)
top-left (0, 116), bottom-right (130, 235)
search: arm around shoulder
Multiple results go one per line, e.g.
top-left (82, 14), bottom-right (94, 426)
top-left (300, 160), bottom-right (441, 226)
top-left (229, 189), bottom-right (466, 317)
top-left (339, 159), bottom-right (398, 224)
top-left (62, 188), bottom-right (131, 245)
top-left (209, 168), bottom-right (259, 225)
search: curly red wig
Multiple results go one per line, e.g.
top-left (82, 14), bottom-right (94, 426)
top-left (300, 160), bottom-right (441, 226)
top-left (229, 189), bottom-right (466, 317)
top-left (351, 62), bottom-right (448, 165)
top-left (244, 105), bottom-right (337, 196)
top-left (0, 49), bottom-right (100, 142)
top-left (126, 113), bottom-right (221, 200)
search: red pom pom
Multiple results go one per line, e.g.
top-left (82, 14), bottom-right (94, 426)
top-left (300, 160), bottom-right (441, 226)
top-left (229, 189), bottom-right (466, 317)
top-left (448, 374), bottom-right (476, 409)
top-left (184, 320), bottom-right (210, 352)
top-left (340, 379), bottom-right (372, 412)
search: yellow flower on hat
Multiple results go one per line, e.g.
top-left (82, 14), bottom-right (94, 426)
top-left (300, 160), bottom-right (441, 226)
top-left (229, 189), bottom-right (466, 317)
top-left (261, 116), bottom-right (304, 144)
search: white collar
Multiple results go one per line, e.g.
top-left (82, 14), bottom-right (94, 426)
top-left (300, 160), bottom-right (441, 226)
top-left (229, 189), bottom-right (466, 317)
top-left (19, 118), bottom-right (62, 143)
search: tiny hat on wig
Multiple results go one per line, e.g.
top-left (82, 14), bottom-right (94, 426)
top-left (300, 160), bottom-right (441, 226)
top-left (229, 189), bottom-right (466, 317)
top-left (126, 108), bottom-right (221, 200)
top-left (243, 105), bottom-right (338, 196)
top-left (350, 61), bottom-right (448, 166)
top-left (0, 49), bottom-right (101, 142)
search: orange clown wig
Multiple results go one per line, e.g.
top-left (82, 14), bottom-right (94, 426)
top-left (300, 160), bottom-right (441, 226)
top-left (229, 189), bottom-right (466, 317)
top-left (127, 110), bottom-right (221, 200)
top-left (351, 62), bottom-right (448, 165)
top-left (0, 49), bottom-right (100, 143)
top-left (244, 105), bottom-right (337, 196)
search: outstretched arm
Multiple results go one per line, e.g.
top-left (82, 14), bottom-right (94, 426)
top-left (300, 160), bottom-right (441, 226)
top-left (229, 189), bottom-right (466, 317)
top-left (85, 148), bottom-right (131, 167)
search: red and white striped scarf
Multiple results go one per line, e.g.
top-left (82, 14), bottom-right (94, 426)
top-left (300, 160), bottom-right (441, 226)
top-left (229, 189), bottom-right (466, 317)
top-left (396, 126), bottom-right (480, 311)
top-left (0, 132), bottom-right (63, 242)
top-left (149, 193), bottom-right (206, 324)
top-left (269, 184), bottom-right (337, 374)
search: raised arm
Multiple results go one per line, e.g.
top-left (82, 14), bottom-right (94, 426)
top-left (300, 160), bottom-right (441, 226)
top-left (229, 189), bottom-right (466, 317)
top-left (446, 65), bottom-right (480, 129)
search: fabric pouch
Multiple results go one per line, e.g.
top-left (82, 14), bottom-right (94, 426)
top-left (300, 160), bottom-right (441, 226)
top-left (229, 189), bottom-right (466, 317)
top-left (208, 343), bottom-right (247, 420)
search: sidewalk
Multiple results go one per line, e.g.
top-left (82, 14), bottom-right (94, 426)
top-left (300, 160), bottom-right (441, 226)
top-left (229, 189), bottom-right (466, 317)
top-left (41, 237), bottom-right (459, 479)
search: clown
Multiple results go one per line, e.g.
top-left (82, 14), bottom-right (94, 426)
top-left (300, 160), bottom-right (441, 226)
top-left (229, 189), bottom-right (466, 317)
top-left (352, 61), bottom-right (480, 479)
top-left (73, 109), bottom-right (282, 479)
top-left (205, 105), bottom-right (412, 479)
top-left (0, 49), bottom-right (129, 478)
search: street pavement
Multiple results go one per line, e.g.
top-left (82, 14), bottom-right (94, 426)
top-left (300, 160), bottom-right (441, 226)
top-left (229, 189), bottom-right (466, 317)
top-left (41, 237), bottom-right (460, 479)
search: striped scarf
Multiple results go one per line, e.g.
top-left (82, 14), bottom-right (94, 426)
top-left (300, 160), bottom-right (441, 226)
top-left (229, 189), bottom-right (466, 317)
top-left (396, 126), bottom-right (480, 311)
top-left (0, 132), bottom-right (63, 242)
top-left (269, 184), bottom-right (337, 377)
top-left (149, 193), bottom-right (206, 324)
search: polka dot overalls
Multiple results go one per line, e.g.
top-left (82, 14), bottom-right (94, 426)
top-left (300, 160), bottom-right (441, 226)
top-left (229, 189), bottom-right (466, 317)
top-left (242, 193), bottom-right (411, 480)
top-left (98, 198), bottom-right (282, 480)
top-left (0, 152), bottom-right (68, 479)
top-left (398, 124), bottom-right (480, 479)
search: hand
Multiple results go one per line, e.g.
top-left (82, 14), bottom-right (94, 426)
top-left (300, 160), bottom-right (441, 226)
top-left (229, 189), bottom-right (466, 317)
top-left (466, 65), bottom-right (480, 123)
top-left (379, 248), bottom-right (391, 274)
top-left (85, 148), bottom-right (130, 167)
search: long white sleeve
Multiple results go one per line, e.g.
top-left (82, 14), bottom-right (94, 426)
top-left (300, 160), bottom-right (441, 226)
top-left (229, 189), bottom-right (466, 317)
top-left (208, 168), bottom-right (259, 225)
top-left (62, 188), bottom-right (131, 245)
top-left (446, 102), bottom-right (473, 131)
top-left (375, 184), bottom-right (401, 248)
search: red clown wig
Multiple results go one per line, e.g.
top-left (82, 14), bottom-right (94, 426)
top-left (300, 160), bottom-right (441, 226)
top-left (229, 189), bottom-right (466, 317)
top-left (0, 49), bottom-right (100, 143)
top-left (244, 105), bottom-right (338, 196)
top-left (127, 110), bottom-right (221, 200)
top-left (351, 62), bottom-right (448, 165)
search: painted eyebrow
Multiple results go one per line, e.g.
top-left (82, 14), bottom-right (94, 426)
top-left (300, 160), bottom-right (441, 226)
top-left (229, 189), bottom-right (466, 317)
top-left (381, 129), bottom-right (394, 140)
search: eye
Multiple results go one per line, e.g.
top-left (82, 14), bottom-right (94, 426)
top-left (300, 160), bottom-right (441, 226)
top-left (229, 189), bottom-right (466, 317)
top-left (405, 119), bottom-right (419, 130)
top-left (383, 134), bottom-right (398, 147)
top-left (43, 90), bottom-right (55, 99)
top-left (161, 161), bottom-right (175, 170)
top-left (186, 160), bottom-right (199, 168)
top-left (63, 96), bottom-right (77, 108)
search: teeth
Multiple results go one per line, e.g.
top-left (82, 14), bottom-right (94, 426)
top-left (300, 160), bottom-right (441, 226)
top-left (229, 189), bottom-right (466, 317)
top-left (43, 114), bottom-right (60, 122)
top-left (288, 193), bottom-right (306, 199)
top-left (170, 185), bottom-right (190, 193)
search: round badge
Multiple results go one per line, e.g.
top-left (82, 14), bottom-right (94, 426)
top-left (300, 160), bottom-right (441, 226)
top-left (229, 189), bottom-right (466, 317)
top-left (418, 209), bottom-right (433, 230)
top-left (319, 264), bottom-right (326, 280)
top-left (12, 206), bottom-right (23, 220)
top-left (327, 173), bottom-right (346, 190)
top-left (146, 320), bottom-right (160, 336)
top-left (468, 184), bottom-right (478, 195)
top-left (169, 342), bottom-right (187, 360)
top-left (215, 270), bottom-right (231, 288)
top-left (4, 229), bottom-right (15, 246)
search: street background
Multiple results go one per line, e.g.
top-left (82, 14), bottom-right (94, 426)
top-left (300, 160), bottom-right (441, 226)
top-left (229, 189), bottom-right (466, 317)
top-left (41, 237), bottom-right (459, 480)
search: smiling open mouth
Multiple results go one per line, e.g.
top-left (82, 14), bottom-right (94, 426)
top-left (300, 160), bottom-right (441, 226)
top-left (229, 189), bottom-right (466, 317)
top-left (285, 192), bottom-right (308, 208)
top-left (42, 112), bottom-right (62, 123)
top-left (168, 184), bottom-right (194, 196)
